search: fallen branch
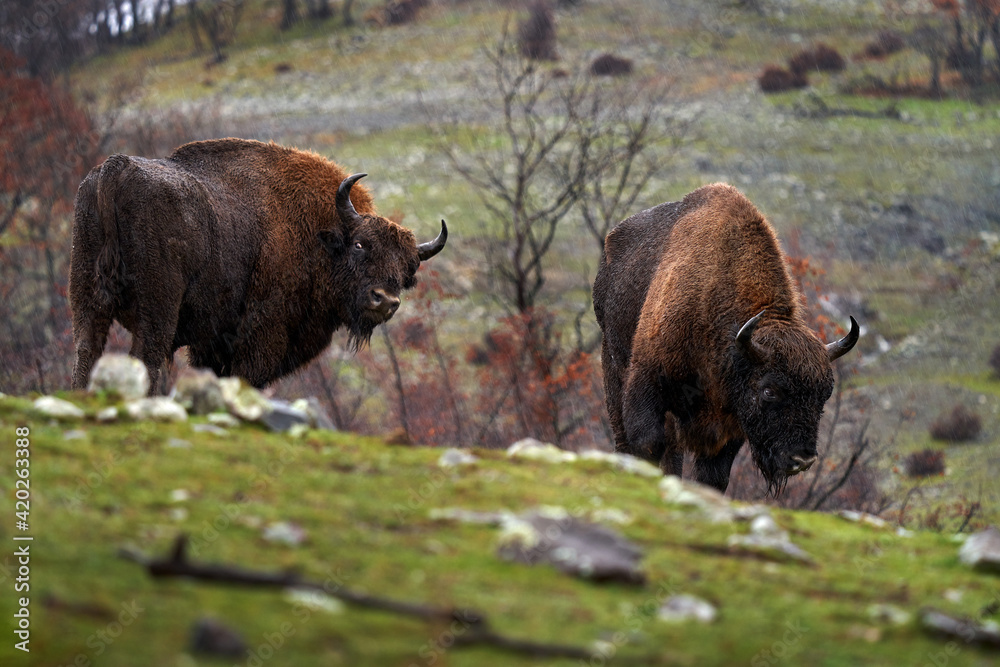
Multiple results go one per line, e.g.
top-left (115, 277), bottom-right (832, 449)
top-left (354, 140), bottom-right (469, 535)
top-left (119, 535), bottom-right (593, 660)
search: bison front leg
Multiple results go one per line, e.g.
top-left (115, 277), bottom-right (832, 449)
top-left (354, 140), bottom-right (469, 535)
top-left (692, 438), bottom-right (744, 493)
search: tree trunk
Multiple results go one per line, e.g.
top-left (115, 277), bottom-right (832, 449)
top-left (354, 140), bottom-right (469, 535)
top-left (281, 0), bottom-right (299, 29)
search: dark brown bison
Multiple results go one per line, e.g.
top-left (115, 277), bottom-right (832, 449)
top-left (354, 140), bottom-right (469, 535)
top-left (70, 138), bottom-right (447, 392)
top-left (592, 183), bottom-right (858, 493)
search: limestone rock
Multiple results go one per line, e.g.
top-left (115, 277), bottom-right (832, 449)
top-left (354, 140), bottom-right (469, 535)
top-left (438, 448), bottom-right (479, 468)
top-left (95, 406), bottom-right (119, 422)
top-left (173, 368), bottom-right (226, 415)
top-left (506, 438), bottom-right (577, 463)
top-left (290, 397), bottom-right (337, 430)
top-left (497, 511), bottom-right (644, 584)
top-left (218, 378), bottom-right (271, 422)
top-left (578, 450), bottom-right (662, 477)
top-left (87, 354), bottom-right (149, 399)
top-left (958, 526), bottom-right (1000, 573)
top-left (920, 607), bottom-right (1000, 648)
top-left (207, 412), bottom-right (241, 429)
top-left (189, 617), bottom-right (246, 657)
top-left (125, 397), bottom-right (188, 422)
top-left (261, 400), bottom-right (310, 432)
top-left (659, 475), bottom-right (733, 522)
top-left (33, 396), bottom-right (85, 420)
top-left (658, 595), bottom-right (717, 623)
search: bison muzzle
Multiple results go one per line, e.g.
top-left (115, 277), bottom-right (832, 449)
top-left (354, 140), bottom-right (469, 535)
top-left (70, 138), bottom-right (448, 392)
top-left (592, 183), bottom-right (858, 494)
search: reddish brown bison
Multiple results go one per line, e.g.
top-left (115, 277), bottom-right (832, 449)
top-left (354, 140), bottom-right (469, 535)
top-left (593, 183), bottom-right (858, 493)
top-left (70, 138), bottom-right (447, 391)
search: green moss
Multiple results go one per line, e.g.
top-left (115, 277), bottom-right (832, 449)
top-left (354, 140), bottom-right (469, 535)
top-left (1, 395), bottom-right (998, 665)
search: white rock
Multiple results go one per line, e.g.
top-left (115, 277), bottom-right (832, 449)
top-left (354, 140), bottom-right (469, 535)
top-left (207, 412), bottom-right (241, 429)
top-left (658, 595), bottom-right (717, 623)
top-left (283, 588), bottom-right (344, 614)
top-left (33, 396), bottom-right (85, 419)
top-left (219, 378), bottom-right (271, 421)
top-left (170, 489), bottom-right (190, 502)
top-left (438, 448), bottom-right (479, 467)
top-left (506, 438), bottom-right (577, 463)
top-left (87, 354), bottom-right (149, 399)
top-left (262, 521), bottom-right (307, 546)
top-left (63, 429), bottom-right (87, 440)
top-left (867, 603), bottom-right (912, 626)
top-left (659, 475), bottom-right (733, 522)
top-left (578, 450), bottom-right (662, 477)
top-left (958, 526), bottom-right (1000, 573)
top-left (839, 510), bottom-right (888, 529)
top-left (96, 406), bottom-right (119, 422)
top-left (125, 397), bottom-right (188, 422)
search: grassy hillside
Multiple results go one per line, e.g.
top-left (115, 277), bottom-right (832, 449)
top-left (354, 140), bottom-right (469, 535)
top-left (1, 393), bottom-right (999, 666)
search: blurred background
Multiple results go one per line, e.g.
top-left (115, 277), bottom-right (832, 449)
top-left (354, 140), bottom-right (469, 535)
top-left (1, 0), bottom-right (999, 526)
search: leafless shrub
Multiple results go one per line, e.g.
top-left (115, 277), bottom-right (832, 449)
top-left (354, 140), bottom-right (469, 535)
top-left (902, 449), bottom-right (946, 478)
top-left (788, 43), bottom-right (846, 75)
top-left (589, 53), bottom-right (633, 77)
top-left (864, 30), bottom-right (905, 58)
top-left (758, 65), bottom-right (808, 93)
top-left (929, 404), bottom-right (982, 442)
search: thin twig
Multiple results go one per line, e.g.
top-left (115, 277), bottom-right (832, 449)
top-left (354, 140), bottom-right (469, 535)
top-left (119, 535), bottom-right (593, 660)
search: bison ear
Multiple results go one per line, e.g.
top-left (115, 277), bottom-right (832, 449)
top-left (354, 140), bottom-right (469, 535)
top-left (318, 229), bottom-right (346, 257)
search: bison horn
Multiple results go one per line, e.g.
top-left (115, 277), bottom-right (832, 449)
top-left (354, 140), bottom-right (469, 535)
top-left (336, 173), bottom-right (367, 228)
top-left (826, 316), bottom-right (860, 362)
top-left (417, 220), bottom-right (448, 262)
top-left (736, 309), bottom-right (766, 360)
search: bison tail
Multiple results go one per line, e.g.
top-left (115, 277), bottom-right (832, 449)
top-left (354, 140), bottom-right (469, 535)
top-left (94, 154), bottom-right (129, 308)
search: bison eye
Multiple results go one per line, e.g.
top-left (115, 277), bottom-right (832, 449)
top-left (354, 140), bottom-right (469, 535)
top-left (354, 241), bottom-right (364, 251)
top-left (762, 386), bottom-right (780, 402)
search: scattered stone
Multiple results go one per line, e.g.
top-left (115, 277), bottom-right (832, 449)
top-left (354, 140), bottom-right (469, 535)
top-left (290, 397), bottom-right (337, 430)
top-left (124, 397), bottom-right (188, 422)
top-left (438, 448), bottom-right (479, 468)
top-left (173, 368), bottom-right (227, 415)
top-left (430, 508), bottom-right (512, 525)
top-left (219, 378), bottom-right (271, 422)
top-left (170, 489), bottom-right (190, 502)
top-left (943, 589), bottom-right (965, 603)
top-left (87, 354), bottom-right (149, 399)
top-left (207, 412), bottom-right (241, 429)
top-left (749, 514), bottom-right (784, 538)
top-left (33, 396), bottom-right (85, 420)
top-left (190, 617), bottom-right (247, 657)
top-left (507, 438), bottom-right (577, 463)
top-left (167, 438), bottom-right (192, 448)
top-left (839, 510), bottom-right (888, 529)
top-left (868, 603), bottom-right (912, 626)
top-left (590, 508), bottom-right (632, 525)
top-left (169, 508), bottom-right (188, 521)
top-left (63, 429), bottom-right (87, 440)
top-left (284, 588), bottom-right (344, 614)
top-left (726, 531), bottom-right (814, 565)
top-left (261, 400), bottom-right (310, 432)
top-left (262, 521), bottom-right (307, 546)
top-left (497, 511), bottom-right (644, 584)
top-left (919, 607), bottom-right (1000, 648)
top-left (192, 423), bottom-right (229, 437)
top-left (958, 526), bottom-right (1000, 573)
top-left (288, 423), bottom-right (310, 439)
top-left (578, 450), bottom-right (662, 477)
top-left (95, 406), bottom-right (118, 422)
top-left (657, 595), bottom-right (717, 623)
top-left (659, 475), bottom-right (733, 522)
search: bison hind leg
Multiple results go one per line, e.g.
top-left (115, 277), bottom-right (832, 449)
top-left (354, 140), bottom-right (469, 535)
top-left (71, 308), bottom-right (114, 390)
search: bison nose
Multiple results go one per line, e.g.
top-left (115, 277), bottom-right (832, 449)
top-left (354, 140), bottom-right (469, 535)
top-left (787, 454), bottom-right (818, 475)
top-left (370, 289), bottom-right (400, 317)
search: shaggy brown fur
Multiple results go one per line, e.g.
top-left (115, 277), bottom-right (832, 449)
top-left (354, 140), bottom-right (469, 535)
top-left (70, 138), bottom-right (447, 392)
top-left (593, 184), bottom-right (857, 493)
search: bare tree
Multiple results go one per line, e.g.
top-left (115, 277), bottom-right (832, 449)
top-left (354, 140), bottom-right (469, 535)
top-left (435, 28), bottom-right (678, 315)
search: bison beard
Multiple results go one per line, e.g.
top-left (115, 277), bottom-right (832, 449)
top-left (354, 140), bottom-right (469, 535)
top-left (593, 183), bottom-right (858, 495)
top-left (69, 138), bottom-right (447, 392)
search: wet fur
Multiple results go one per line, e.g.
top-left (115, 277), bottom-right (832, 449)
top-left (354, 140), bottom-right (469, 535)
top-left (70, 138), bottom-right (427, 391)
